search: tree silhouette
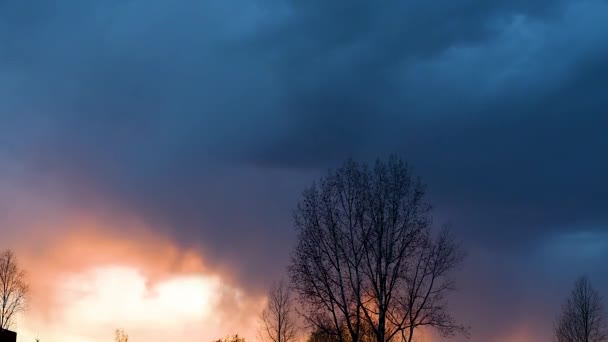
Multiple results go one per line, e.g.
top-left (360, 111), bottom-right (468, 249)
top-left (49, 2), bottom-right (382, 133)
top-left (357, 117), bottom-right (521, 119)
top-left (289, 157), bottom-right (467, 342)
top-left (259, 280), bottom-right (298, 342)
top-left (0, 249), bottom-right (29, 330)
top-left (212, 334), bottom-right (246, 342)
top-left (114, 328), bottom-right (128, 342)
top-left (555, 276), bottom-right (608, 342)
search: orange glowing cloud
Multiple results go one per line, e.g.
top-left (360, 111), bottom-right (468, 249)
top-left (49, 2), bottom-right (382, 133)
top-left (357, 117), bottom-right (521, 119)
top-left (6, 214), bottom-right (266, 342)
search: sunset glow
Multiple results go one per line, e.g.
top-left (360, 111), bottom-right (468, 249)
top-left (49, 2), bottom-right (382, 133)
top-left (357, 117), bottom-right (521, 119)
top-left (58, 266), bottom-right (219, 325)
top-left (7, 216), bottom-right (264, 342)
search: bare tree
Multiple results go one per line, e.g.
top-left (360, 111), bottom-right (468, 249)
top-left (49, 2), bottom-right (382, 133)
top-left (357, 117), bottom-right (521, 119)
top-left (115, 328), bottom-right (128, 342)
top-left (0, 250), bottom-right (29, 330)
top-left (213, 334), bottom-right (246, 342)
top-left (260, 280), bottom-right (298, 342)
top-left (289, 157), bottom-right (466, 342)
top-left (555, 276), bottom-right (608, 342)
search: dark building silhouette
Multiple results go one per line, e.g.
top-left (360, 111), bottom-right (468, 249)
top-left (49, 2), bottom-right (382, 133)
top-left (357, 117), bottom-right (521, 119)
top-left (0, 329), bottom-right (16, 342)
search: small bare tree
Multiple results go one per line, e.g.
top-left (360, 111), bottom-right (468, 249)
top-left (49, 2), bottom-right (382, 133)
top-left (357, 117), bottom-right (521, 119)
top-left (115, 328), bottom-right (128, 342)
top-left (213, 334), bottom-right (246, 342)
top-left (555, 276), bottom-right (608, 342)
top-left (0, 249), bottom-right (29, 330)
top-left (260, 280), bottom-right (298, 342)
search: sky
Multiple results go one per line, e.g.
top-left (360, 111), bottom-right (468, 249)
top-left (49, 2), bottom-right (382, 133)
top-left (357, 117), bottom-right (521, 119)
top-left (0, 0), bottom-right (607, 341)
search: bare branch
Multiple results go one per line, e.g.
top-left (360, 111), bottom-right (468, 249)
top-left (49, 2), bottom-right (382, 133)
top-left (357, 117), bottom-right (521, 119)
top-left (555, 276), bottom-right (608, 342)
top-left (114, 328), bottom-right (128, 342)
top-left (0, 249), bottom-right (30, 330)
top-left (259, 280), bottom-right (299, 342)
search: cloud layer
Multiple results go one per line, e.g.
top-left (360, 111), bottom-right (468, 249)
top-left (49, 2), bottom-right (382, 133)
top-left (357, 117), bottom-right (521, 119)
top-left (1, 0), bottom-right (607, 341)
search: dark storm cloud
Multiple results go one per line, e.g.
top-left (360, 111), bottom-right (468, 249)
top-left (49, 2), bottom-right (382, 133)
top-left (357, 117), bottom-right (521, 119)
top-left (255, 0), bottom-right (608, 245)
top-left (1, 1), bottom-right (607, 339)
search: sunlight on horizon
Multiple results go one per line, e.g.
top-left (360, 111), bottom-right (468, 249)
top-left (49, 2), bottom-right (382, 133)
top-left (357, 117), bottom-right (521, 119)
top-left (59, 266), bottom-right (221, 324)
top-left (14, 265), bottom-right (243, 342)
